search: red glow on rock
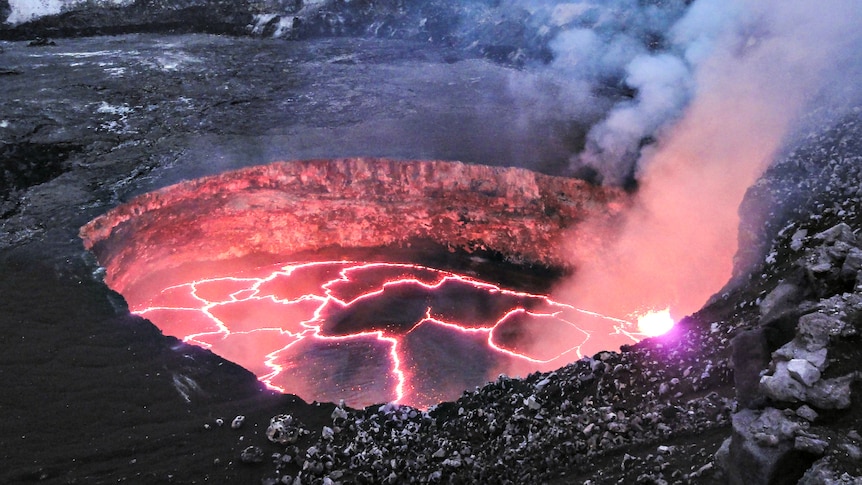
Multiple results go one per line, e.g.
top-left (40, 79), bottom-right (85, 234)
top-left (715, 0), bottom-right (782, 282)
top-left (131, 260), bottom-right (642, 408)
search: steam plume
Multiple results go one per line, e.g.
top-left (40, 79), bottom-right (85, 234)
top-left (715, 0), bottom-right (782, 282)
top-left (553, 0), bottom-right (862, 321)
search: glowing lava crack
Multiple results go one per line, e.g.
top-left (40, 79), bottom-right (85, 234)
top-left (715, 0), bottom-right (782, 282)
top-left (80, 158), bottom-right (651, 408)
top-left (133, 261), bottom-right (642, 408)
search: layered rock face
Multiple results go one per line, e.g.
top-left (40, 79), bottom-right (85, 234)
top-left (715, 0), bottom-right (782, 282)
top-left (80, 158), bottom-right (628, 296)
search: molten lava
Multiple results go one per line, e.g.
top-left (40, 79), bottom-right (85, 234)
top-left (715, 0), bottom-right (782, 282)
top-left (80, 158), bottom-right (644, 409)
top-left (132, 260), bottom-right (640, 408)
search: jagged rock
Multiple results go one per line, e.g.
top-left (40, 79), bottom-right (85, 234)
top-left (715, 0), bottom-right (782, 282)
top-left (799, 223), bottom-right (862, 295)
top-left (794, 436), bottom-right (828, 455)
top-left (813, 223), bottom-right (857, 246)
top-left (798, 458), bottom-right (862, 485)
top-left (761, 361), bottom-right (855, 409)
top-left (759, 282), bottom-right (807, 353)
top-left (787, 359), bottom-right (821, 386)
top-left (721, 408), bottom-right (814, 485)
top-left (760, 361), bottom-right (807, 402)
top-left (773, 344), bottom-right (828, 371)
top-left (804, 373), bottom-right (856, 410)
top-left (798, 312), bottom-right (848, 350)
top-left (267, 414), bottom-right (306, 445)
top-left (240, 445), bottom-right (266, 464)
top-left (840, 247), bottom-right (862, 280)
top-left (795, 405), bottom-right (818, 422)
top-left (759, 282), bottom-right (803, 325)
top-left (790, 229), bottom-right (809, 251)
top-left (731, 328), bottom-right (771, 408)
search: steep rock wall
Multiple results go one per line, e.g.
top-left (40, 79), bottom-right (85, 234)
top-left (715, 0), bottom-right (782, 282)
top-left (80, 158), bottom-right (629, 294)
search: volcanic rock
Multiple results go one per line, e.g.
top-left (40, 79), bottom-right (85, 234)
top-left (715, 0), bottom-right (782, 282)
top-left (730, 328), bottom-right (771, 409)
top-left (1, 11), bottom-right (861, 484)
top-left (267, 414), bottom-right (307, 445)
top-left (79, 158), bottom-right (628, 297)
top-left (721, 408), bottom-right (813, 485)
top-left (759, 281), bottom-right (803, 326)
top-left (241, 445), bottom-right (266, 464)
top-left (786, 358), bottom-right (821, 386)
top-left (721, 215), bottom-right (862, 480)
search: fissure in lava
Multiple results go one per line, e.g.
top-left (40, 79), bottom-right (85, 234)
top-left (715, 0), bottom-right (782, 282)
top-left (133, 260), bottom-right (639, 409)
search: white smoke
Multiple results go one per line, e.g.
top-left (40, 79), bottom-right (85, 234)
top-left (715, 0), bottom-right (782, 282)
top-left (551, 0), bottom-right (862, 322)
top-left (5, 0), bottom-right (133, 25)
top-left (501, 0), bottom-right (695, 182)
top-left (579, 52), bottom-right (692, 184)
top-left (519, 0), bottom-right (862, 188)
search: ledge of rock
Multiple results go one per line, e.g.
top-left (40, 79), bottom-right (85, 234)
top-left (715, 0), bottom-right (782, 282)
top-left (80, 158), bottom-right (629, 296)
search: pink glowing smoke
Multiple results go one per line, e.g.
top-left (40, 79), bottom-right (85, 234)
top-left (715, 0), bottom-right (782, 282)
top-left (556, 0), bottom-right (862, 321)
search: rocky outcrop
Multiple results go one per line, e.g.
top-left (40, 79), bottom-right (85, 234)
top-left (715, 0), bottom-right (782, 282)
top-left (717, 106), bottom-right (862, 484)
top-left (80, 158), bottom-right (629, 296)
top-left (758, 224), bottom-right (861, 411)
top-left (720, 222), bottom-right (862, 484)
top-left (718, 408), bottom-right (817, 485)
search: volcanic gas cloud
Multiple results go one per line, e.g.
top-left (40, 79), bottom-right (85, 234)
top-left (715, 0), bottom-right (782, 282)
top-left (548, 0), bottom-right (862, 325)
top-left (81, 158), bottom-right (651, 408)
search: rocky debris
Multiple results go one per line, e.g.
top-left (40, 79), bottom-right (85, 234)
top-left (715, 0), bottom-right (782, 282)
top-left (231, 415), bottom-right (246, 429)
top-left (720, 223), bottom-right (862, 482)
top-left (267, 414), bottom-right (308, 445)
top-left (716, 105), bottom-right (862, 484)
top-left (759, 286), bottom-right (860, 410)
top-left (79, 158), bottom-right (629, 296)
top-left (241, 445), bottom-right (266, 464)
top-left (799, 458), bottom-right (862, 485)
top-left (229, 321), bottom-right (738, 484)
top-left (717, 408), bottom-right (813, 485)
top-left (800, 223), bottom-right (861, 296)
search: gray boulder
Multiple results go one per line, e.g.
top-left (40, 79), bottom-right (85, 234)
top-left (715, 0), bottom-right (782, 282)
top-left (813, 223), bottom-right (857, 246)
top-left (720, 408), bottom-right (815, 485)
top-left (759, 282), bottom-right (803, 324)
top-left (787, 358), bottom-right (821, 386)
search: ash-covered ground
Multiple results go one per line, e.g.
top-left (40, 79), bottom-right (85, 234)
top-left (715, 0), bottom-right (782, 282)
top-left (1, 3), bottom-right (862, 484)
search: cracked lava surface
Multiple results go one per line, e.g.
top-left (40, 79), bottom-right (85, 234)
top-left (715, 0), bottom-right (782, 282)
top-left (133, 260), bottom-right (640, 409)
